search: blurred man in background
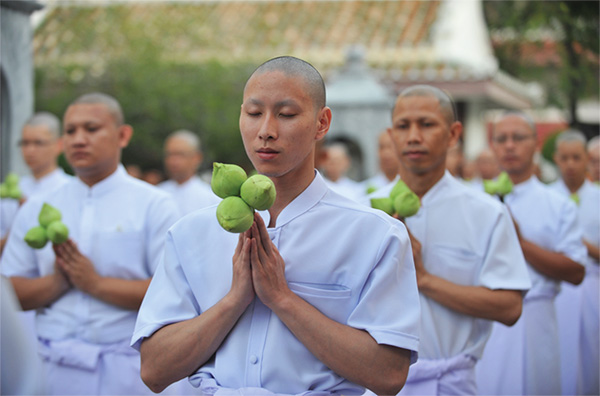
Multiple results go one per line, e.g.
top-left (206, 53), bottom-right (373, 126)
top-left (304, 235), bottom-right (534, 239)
top-left (322, 141), bottom-right (363, 201)
top-left (159, 129), bottom-right (219, 218)
top-left (1, 92), bottom-right (179, 395)
top-left (550, 129), bottom-right (599, 395)
top-left (477, 111), bottom-right (586, 396)
top-left (361, 129), bottom-right (400, 194)
top-left (1, 112), bottom-right (72, 254)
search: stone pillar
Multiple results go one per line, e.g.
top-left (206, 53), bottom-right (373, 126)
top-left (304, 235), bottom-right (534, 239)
top-left (326, 47), bottom-right (394, 181)
top-left (0, 1), bottom-right (43, 180)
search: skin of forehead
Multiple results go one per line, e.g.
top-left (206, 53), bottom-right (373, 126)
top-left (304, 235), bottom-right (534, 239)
top-left (65, 102), bottom-right (122, 128)
top-left (494, 114), bottom-right (535, 135)
top-left (394, 94), bottom-right (454, 126)
top-left (245, 68), bottom-right (323, 111)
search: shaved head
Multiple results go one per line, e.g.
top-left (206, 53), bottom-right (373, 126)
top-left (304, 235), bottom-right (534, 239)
top-left (396, 85), bottom-right (457, 126)
top-left (246, 56), bottom-right (326, 110)
top-left (69, 92), bottom-right (124, 127)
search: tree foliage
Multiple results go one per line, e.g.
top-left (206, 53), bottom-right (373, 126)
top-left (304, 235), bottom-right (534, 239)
top-left (35, 47), bottom-right (256, 174)
top-left (483, 1), bottom-right (599, 128)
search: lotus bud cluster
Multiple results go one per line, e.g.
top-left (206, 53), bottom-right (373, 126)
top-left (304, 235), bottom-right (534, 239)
top-left (483, 171), bottom-right (513, 201)
top-left (211, 163), bottom-right (276, 233)
top-left (24, 203), bottom-right (69, 249)
top-left (370, 179), bottom-right (420, 219)
top-left (0, 173), bottom-right (22, 200)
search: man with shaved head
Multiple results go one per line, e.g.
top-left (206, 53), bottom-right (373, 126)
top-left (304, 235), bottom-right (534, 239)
top-left (549, 129), bottom-right (599, 395)
top-left (476, 112), bottom-right (587, 396)
top-left (1, 92), bottom-right (179, 395)
top-left (367, 84), bottom-right (530, 395)
top-left (1, 112), bottom-right (72, 254)
top-left (159, 129), bottom-right (219, 218)
top-left (133, 56), bottom-right (420, 395)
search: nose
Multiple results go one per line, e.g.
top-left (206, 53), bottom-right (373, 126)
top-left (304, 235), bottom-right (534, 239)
top-left (406, 123), bottom-right (422, 144)
top-left (257, 114), bottom-right (278, 141)
top-left (69, 128), bottom-right (88, 146)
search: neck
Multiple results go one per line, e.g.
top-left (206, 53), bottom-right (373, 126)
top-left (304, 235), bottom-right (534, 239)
top-left (33, 165), bottom-right (57, 181)
top-left (384, 169), bottom-right (398, 182)
top-left (175, 174), bottom-right (194, 185)
top-left (507, 166), bottom-right (534, 186)
top-left (77, 164), bottom-right (118, 187)
top-left (564, 177), bottom-right (585, 194)
top-left (267, 168), bottom-right (315, 228)
top-left (398, 166), bottom-right (445, 199)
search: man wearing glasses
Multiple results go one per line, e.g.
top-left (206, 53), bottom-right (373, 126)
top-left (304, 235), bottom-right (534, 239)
top-left (1, 112), bottom-right (72, 254)
top-left (476, 111), bottom-right (587, 395)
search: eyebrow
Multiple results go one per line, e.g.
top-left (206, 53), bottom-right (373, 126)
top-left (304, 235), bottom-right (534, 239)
top-left (245, 98), bottom-right (300, 108)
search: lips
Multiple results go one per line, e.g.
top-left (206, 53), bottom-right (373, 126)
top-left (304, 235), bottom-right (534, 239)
top-left (68, 151), bottom-right (90, 160)
top-left (403, 149), bottom-right (427, 160)
top-left (256, 148), bottom-right (279, 160)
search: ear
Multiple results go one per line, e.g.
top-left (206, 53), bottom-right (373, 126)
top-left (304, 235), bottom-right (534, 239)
top-left (55, 136), bottom-right (64, 154)
top-left (448, 121), bottom-right (463, 148)
top-left (315, 106), bottom-right (332, 141)
top-left (118, 124), bottom-right (134, 149)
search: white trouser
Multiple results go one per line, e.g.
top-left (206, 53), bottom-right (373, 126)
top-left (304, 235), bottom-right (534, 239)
top-left (398, 354), bottom-right (477, 396)
top-left (38, 338), bottom-right (155, 395)
top-left (192, 378), bottom-right (336, 396)
top-left (476, 296), bottom-right (561, 395)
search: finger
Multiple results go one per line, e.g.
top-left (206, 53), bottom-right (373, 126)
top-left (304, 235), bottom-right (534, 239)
top-left (249, 237), bottom-right (262, 272)
top-left (253, 213), bottom-right (272, 254)
top-left (250, 221), bottom-right (269, 264)
top-left (234, 231), bottom-right (245, 258)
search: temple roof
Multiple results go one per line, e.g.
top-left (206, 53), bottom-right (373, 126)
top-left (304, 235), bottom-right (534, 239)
top-left (32, 0), bottom-right (543, 107)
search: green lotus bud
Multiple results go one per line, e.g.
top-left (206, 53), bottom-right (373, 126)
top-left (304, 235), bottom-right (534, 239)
top-left (370, 197), bottom-right (394, 216)
top-left (0, 184), bottom-right (8, 199)
top-left (47, 220), bottom-right (69, 245)
top-left (495, 172), bottom-right (513, 196)
top-left (211, 162), bottom-right (247, 199)
top-left (4, 173), bottom-right (19, 187)
top-left (240, 174), bottom-right (276, 211)
top-left (216, 196), bottom-right (255, 233)
top-left (570, 193), bottom-right (580, 206)
top-left (393, 191), bottom-right (420, 218)
top-left (389, 179), bottom-right (410, 201)
top-left (38, 203), bottom-right (62, 228)
top-left (7, 186), bottom-right (22, 200)
top-left (24, 226), bottom-right (48, 249)
top-left (366, 185), bottom-right (377, 195)
top-left (483, 179), bottom-right (498, 195)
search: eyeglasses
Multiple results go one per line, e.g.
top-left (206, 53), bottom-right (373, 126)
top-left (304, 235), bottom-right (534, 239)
top-left (17, 139), bottom-right (54, 148)
top-left (492, 134), bottom-right (536, 144)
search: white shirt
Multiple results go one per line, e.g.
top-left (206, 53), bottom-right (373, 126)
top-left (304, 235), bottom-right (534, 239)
top-left (158, 175), bottom-right (220, 217)
top-left (1, 168), bottom-right (72, 238)
top-left (370, 171), bottom-right (530, 360)
top-left (323, 176), bottom-right (364, 202)
top-left (504, 176), bottom-right (587, 299)
top-left (549, 179), bottom-right (600, 269)
top-left (132, 172), bottom-right (421, 395)
top-left (0, 165), bottom-right (179, 344)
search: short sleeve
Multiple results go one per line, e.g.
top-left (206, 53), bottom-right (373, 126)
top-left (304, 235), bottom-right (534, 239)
top-left (479, 205), bottom-right (531, 291)
top-left (346, 223), bottom-right (420, 363)
top-left (0, 199), bottom-right (47, 278)
top-left (131, 230), bottom-right (201, 350)
top-left (555, 199), bottom-right (587, 266)
top-left (144, 194), bottom-right (180, 275)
